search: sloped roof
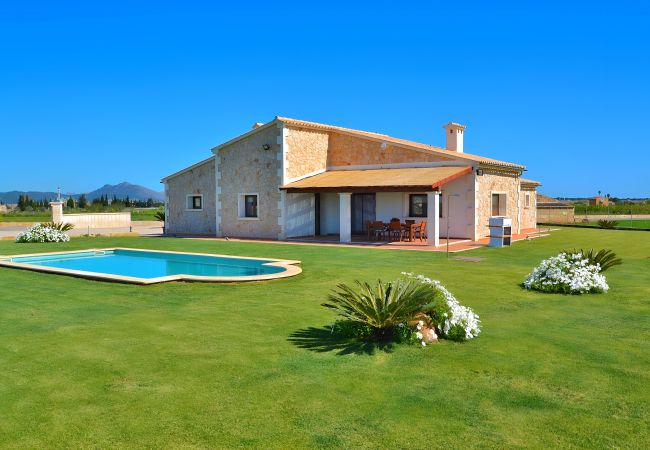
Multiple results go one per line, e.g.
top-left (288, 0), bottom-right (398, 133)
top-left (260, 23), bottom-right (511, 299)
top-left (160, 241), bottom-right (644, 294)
top-left (281, 166), bottom-right (472, 192)
top-left (211, 116), bottom-right (525, 170)
top-left (520, 178), bottom-right (542, 186)
top-left (537, 193), bottom-right (573, 208)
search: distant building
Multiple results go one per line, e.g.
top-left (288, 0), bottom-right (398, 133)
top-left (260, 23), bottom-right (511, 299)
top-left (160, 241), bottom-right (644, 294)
top-left (537, 194), bottom-right (575, 223)
top-left (589, 196), bottom-right (613, 206)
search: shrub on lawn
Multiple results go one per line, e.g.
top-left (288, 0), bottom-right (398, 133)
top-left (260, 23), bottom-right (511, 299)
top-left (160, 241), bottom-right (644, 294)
top-left (561, 248), bottom-right (622, 272)
top-left (16, 224), bottom-right (70, 243)
top-left (324, 274), bottom-right (480, 347)
top-left (523, 250), bottom-right (618, 294)
top-left (40, 222), bottom-right (74, 232)
top-left (598, 219), bottom-right (619, 229)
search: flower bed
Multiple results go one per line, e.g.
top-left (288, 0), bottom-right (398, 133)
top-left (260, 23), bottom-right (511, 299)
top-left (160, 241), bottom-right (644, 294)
top-left (325, 273), bottom-right (480, 348)
top-left (16, 224), bottom-right (70, 243)
top-left (523, 252), bottom-right (608, 294)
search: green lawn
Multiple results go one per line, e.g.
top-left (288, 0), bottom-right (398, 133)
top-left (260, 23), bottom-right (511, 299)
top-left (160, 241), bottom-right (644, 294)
top-left (0, 208), bottom-right (161, 223)
top-left (0, 228), bottom-right (648, 448)
top-left (579, 219), bottom-right (650, 230)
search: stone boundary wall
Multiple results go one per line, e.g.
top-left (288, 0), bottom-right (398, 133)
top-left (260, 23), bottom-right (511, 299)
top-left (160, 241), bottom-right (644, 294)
top-left (50, 201), bottom-right (131, 229)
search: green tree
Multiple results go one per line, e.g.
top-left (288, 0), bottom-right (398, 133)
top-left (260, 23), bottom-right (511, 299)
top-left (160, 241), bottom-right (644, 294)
top-left (66, 197), bottom-right (75, 208)
top-left (78, 194), bottom-right (88, 209)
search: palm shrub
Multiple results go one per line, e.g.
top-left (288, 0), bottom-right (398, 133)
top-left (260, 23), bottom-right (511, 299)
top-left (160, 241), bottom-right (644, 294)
top-left (40, 222), bottom-right (74, 232)
top-left (561, 248), bottom-right (622, 272)
top-left (598, 219), bottom-right (619, 229)
top-left (322, 279), bottom-right (437, 341)
top-left (154, 210), bottom-right (165, 222)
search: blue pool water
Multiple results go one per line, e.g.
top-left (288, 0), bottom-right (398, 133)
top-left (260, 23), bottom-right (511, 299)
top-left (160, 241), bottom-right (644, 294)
top-left (9, 249), bottom-right (285, 279)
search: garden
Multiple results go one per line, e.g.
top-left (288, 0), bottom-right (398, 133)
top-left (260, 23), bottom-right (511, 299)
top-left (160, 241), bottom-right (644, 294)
top-left (0, 227), bottom-right (648, 448)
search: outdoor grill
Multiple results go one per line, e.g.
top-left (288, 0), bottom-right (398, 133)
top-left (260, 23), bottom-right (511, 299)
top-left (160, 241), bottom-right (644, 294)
top-left (488, 217), bottom-right (512, 247)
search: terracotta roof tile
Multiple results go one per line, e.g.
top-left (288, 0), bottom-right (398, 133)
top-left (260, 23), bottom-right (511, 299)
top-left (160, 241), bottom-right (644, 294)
top-left (282, 166), bottom-right (472, 191)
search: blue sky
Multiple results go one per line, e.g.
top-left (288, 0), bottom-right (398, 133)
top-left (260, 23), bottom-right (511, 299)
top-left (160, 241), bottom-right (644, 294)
top-left (1, 1), bottom-right (648, 197)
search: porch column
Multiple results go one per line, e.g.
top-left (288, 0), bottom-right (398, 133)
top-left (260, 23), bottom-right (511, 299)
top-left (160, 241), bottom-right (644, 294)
top-left (339, 192), bottom-right (352, 243)
top-left (427, 191), bottom-right (440, 247)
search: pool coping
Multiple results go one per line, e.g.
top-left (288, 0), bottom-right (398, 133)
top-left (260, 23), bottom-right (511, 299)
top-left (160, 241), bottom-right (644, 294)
top-left (0, 247), bottom-right (302, 284)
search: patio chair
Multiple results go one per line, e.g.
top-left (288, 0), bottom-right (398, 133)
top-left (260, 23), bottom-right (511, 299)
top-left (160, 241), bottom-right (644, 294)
top-left (388, 220), bottom-right (403, 242)
top-left (402, 221), bottom-right (416, 242)
top-left (367, 221), bottom-right (386, 241)
top-left (413, 221), bottom-right (427, 242)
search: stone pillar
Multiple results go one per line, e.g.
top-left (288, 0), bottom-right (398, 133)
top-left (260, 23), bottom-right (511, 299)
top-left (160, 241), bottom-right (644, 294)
top-left (427, 192), bottom-right (440, 247)
top-left (50, 201), bottom-right (64, 223)
top-left (339, 192), bottom-right (352, 243)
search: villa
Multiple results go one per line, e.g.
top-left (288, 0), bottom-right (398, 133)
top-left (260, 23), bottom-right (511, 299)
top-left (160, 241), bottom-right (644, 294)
top-left (162, 117), bottom-right (540, 246)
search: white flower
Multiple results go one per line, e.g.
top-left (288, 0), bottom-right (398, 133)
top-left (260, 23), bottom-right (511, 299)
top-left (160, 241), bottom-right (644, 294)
top-left (402, 272), bottom-right (481, 340)
top-left (523, 252), bottom-right (608, 294)
top-left (421, 341), bottom-right (426, 347)
top-left (416, 331), bottom-right (423, 340)
top-left (16, 224), bottom-right (70, 243)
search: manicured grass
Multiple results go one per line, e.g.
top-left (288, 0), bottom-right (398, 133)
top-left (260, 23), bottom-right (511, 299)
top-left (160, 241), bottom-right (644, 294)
top-left (580, 219), bottom-right (650, 229)
top-left (0, 229), bottom-right (648, 448)
top-left (0, 208), bottom-right (161, 223)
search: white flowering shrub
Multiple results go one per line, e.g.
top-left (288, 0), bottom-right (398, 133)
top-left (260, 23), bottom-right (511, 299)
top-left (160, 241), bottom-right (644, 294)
top-left (16, 224), bottom-right (70, 243)
top-left (523, 252), bottom-right (609, 294)
top-left (402, 272), bottom-right (481, 341)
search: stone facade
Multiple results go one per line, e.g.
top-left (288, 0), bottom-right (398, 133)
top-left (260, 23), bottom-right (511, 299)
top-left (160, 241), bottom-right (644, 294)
top-left (164, 118), bottom-right (535, 243)
top-left (475, 171), bottom-right (521, 238)
top-left (218, 124), bottom-right (282, 239)
top-left (327, 132), bottom-right (452, 167)
top-left (165, 157), bottom-right (216, 235)
top-left (520, 190), bottom-right (538, 229)
top-left (284, 127), bottom-right (329, 181)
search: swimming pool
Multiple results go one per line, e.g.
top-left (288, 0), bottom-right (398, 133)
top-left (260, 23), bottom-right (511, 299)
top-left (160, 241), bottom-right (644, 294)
top-left (0, 248), bottom-right (301, 284)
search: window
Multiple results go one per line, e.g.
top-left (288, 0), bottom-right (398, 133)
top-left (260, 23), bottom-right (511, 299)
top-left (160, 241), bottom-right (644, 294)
top-left (244, 195), bottom-right (258, 218)
top-left (186, 195), bottom-right (202, 210)
top-left (491, 193), bottom-right (506, 216)
top-left (238, 193), bottom-right (259, 219)
top-left (409, 194), bottom-right (427, 217)
top-left (525, 193), bottom-right (531, 208)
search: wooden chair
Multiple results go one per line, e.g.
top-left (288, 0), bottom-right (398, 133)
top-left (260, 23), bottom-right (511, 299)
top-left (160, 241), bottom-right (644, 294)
top-left (388, 220), bottom-right (403, 242)
top-left (367, 221), bottom-right (386, 241)
top-left (402, 222), bottom-right (416, 242)
top-left (413, 221), bottom-right (427, 242)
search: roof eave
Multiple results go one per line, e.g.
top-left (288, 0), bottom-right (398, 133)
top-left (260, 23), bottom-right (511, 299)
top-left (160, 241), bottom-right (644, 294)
top-left (211, 118), bottom-right (281, 153)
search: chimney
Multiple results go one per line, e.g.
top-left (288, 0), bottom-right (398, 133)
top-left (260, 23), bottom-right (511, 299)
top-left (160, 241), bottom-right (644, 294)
top-left (443, 122), bottom-right (466, 153)
top-left (252, 122), bottom-right (265, 129)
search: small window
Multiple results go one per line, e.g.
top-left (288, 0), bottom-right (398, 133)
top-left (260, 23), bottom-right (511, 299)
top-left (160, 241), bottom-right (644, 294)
top-left (244, 195), bottom-right (258, 218)
top-left (525, 193), bottom-right (531, 208)
top-left (238, 193), bottom-right (259, 219)
top-left (409, 194), bottom-right (427, 218)
top-left (492, 193), bottom-right (506, 216)
top-left (187, 195), bottom-right (202, 210)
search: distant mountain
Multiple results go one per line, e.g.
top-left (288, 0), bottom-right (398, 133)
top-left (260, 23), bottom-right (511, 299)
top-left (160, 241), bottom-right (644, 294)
top-left (86, 182), bottom-right (164, 202)
top-left (0, 190), bottom-right (60, 204)
top-left (0, 182), bottom-right (164, 204)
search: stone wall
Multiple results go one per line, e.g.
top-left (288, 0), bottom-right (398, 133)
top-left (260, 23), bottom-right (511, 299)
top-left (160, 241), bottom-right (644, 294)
top-left (218, 125), bottom-right (282, 239)
top-left (284, 127), bottom-right (329, 181)
top-left (538, 207), bottom-right (575, 224)
top-left (327, 132), bottom-right (452, 167)
top-left (520, 190), bottom-right (538, 229)
top-left (475, 172), bottom-right (521, 238)
top-left (165, 158), bottom-right (216, 235)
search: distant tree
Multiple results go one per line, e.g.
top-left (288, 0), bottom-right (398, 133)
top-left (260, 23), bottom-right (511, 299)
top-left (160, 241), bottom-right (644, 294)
top-left (66, 197), bottom-right (75, 208)
top-left (78, 194), bottom-right (88, 209)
